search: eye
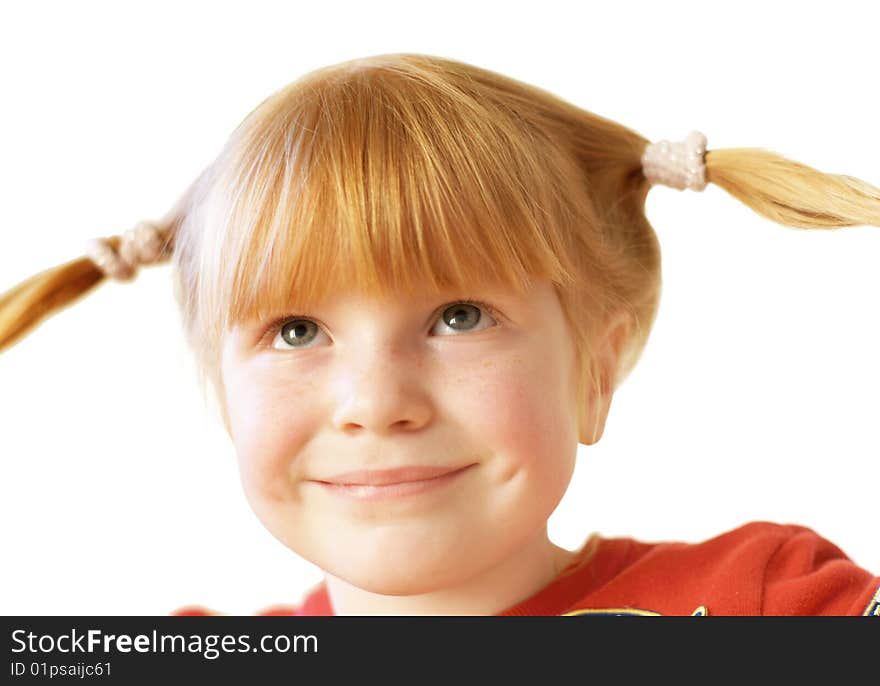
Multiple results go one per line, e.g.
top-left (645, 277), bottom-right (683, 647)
top-left (270, 319), bottom-right (328, 350)
top-left (431, 301), bottom-right (498, 336)
top-left (265, 299), bottom-right (499, 350)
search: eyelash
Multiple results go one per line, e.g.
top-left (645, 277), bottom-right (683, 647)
top-left (259, 298), bottom-right (501, 349)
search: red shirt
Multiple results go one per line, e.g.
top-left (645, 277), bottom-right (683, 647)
top-left (172, 521), bottom-right (880, 617)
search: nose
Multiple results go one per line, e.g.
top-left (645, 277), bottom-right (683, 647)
top-left (331, 341), bottom-right (434, 435)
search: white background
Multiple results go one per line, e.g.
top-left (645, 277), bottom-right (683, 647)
top-left (0, 1), bottom-right (877, 615)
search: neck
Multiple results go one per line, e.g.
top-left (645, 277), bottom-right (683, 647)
top-left (323, 526), bottom-right (576, 616)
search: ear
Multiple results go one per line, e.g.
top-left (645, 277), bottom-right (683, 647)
top-left (578, 310), bottom-right (632, 445)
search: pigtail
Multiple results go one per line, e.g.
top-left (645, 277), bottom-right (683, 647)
top-left (705, 147), bottom-right (880, 229)
top-left (0, 165), bottom-right (212, 355)
top-left (0, 253), bottom-right (108, 354)
top-left (0, 225), bottom-right (180, 354)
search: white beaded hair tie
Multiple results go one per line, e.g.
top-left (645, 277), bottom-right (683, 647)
top-left (641, 130), bottom-right (708, 192)
top-left (85, 220), bottom-right (172, 282)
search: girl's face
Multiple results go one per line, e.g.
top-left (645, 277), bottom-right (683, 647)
top-left (219, 278), bottom-right (581, 596)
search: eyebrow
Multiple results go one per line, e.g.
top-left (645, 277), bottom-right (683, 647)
top-left (241, 282), bottom-right (531, 327)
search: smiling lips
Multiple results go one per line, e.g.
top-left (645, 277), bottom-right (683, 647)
top-left (322, 465), bottom-right (471, 486)
top-left (313, 464), bottom-right (476, 500)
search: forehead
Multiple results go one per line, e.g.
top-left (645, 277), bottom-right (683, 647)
top-left (288, 279), bottom-right (556, 310)
top-left (240, 276), bottom-right (560, 325)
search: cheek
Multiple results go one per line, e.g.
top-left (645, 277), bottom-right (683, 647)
top-left (223, 362), bottom-right (318, 499)
top-left (456, 354), bottom-right (576, 483)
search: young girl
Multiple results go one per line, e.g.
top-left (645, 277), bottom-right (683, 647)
top-left (1, 52), bottom-right (877, 616)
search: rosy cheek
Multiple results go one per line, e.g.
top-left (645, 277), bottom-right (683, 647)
top-left (459, 368), bottom-right (537, 461)
top-left (500, 384), bottom-right (550, 462)
top-left (226, 376), bottom-right (267, 457)
top-left (479, 358), bottom-right (572, 472)
top-left (226, 370), bottom-right (306, 494)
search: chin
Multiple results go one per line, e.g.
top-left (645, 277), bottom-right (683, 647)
top-left (329, 549), bottom-right (474, 597)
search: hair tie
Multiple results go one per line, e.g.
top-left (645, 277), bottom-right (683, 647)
top-left (85, 220), bottom-right (172, 281)
top-left (641, 130), bottom-right (708, 191)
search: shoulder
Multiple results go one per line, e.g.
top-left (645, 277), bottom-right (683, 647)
top-left (170, 605), bottom-right (222, 616)
top-left (746, 521), bottom-right (880, 615)
top-left (169, 604), bottom-right (298, 616)
top-left (168, 581), bottom-right (329, 617)
top-left (567, 521), bottom-right (879, 616)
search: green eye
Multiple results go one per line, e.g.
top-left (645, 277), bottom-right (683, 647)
top-left (432, 300), bottom-right (498, 336)
top-left (268, 299), bottom-right (499, 350)
top-left (442, 303), bottom-right (482, 331)
top-left (278, 320), bottom-right (319, 347)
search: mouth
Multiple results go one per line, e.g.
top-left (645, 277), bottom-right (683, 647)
top-left (319, 464), bottom-right (476, 487)
top-left (310, 463), bottom-right (477, 500)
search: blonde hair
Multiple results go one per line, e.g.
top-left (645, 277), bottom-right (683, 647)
top-left (2, 52), bottom-right (879, 440)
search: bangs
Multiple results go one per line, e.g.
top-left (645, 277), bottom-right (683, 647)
top-left (194, 55), bottom-right (581, 339)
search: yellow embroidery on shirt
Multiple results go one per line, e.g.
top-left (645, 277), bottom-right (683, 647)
top-left (561, 607), bottom-right (661, 616)
top-left (561, 605), bottom-right (709, 616)
top-left (863, 585), bottom-right (880, 616)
